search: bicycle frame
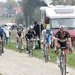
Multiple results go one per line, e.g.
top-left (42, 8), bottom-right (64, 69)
top-left (28, 39), bottom-right (33, 57)
top-left (58, 47), bottom-right (67, 75)
top-left (18, 37), bottom-right (22, 53)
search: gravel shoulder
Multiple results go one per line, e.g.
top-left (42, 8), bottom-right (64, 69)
top-left (0, 49), bottom-right (75, 75)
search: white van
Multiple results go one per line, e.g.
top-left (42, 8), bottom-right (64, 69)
top-left (40, 5), bottom-right (75, 46)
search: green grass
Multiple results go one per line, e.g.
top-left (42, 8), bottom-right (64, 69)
top-left (0, 73), bottom-right (2, 75)
top-left (5, 42), bottom-right (75, 68)
top-left (0, 17), bottom-right (12, 20)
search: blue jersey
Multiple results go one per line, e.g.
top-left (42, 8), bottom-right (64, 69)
top-left (49, 30), bottom-right (53, 36)
top-left (44, 30), bottom-right (53, 44)
top-left (0, 28), bottom-right (5, 35)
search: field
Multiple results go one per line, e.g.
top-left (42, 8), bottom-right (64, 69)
top-left (0, 17), bottom-right (13, 24)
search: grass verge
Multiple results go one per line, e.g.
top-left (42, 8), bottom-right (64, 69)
top-left (0, 73), bottom-right (2, 75)
top-left (5, 42), bottom-right (75, 68)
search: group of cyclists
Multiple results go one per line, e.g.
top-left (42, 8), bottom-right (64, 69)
top-left (3, 23), bottom-right (72, 73)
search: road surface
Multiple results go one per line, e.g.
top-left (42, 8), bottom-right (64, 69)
top-left (0, 49), bottom-right (75, 75)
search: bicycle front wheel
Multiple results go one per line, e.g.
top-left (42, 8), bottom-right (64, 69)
top-left (18, 41), bottom-right (22, 53)
top-left (60, 54), bottom-right (66, 75)
top-left (45, 49), bottom-right (48, 62)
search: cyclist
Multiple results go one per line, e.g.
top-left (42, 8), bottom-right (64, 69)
top-left (54, 25), bottom-right (72, 73)
top-left (41, 26), bottom-right (54, 60)
top-left (25, 26), bottom-right (36, 54)
top-left (16, 24), bottom-right (24, 49)
top-left (0, 26), bottom-right (6, 53)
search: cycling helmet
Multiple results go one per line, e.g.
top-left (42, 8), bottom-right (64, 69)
top-left (46, 26), bottom-right (50, 30)
top-left (60, 25), bottom-right (67, 31)
top-left (19, 24), bottom-right (22, 27)
top-left (30, 26), bottom-right (33, 29)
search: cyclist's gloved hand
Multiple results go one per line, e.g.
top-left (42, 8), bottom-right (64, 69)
top-left (69, 47), bottom-right (73, 53)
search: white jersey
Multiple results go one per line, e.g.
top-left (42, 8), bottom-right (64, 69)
top-left (41, 29), bottom-right (46, 40)
top-left (42, 29), bottom-right (46, 36)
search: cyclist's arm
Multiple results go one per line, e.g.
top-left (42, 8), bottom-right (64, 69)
top-left (54, 31), bottom-right (60, 47)
top-left (22, 30), bottom-right (24, 38)
top-left (16, 30), bottom-right (19, 37)
top-left (67, 32), bottom-right (72, 48)
top-left (68, 38), bottom-right (72, 47)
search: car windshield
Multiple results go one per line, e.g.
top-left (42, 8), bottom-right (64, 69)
top-left (50, 18), bottom-right (75, 29)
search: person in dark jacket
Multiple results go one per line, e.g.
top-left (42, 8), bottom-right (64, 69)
top-left (33, 21), bottom-right (41, 49)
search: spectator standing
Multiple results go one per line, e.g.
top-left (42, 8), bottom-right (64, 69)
top-left (4, 25), bottom-right (11, 45)
top-left (33, 21), bottom-right (41, 49)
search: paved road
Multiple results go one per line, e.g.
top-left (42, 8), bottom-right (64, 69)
top-left (0, 49), bottom-right (75, 75)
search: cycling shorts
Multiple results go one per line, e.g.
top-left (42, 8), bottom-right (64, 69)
top-left (0, 34), bottom-right (3, 40)
top-left (58, 40), bottom-right (68, 53)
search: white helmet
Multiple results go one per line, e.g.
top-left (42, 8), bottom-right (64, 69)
top-left (19, 24), bottom-right (22, 27)
top-left (30, 26), bottom-right (33, 29)
top-left (60, 25), bottom-right (67, 31)
top-left (46, 26), bottom-right (50, 30)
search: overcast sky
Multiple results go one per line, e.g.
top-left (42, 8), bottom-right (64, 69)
top-left (0, 0), bottom-right (21, 2)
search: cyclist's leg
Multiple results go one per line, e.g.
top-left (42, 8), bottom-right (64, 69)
top-left (16, 36), bottom-right (19, 48)
top-left (54, 38), bottom-right (60, 63)
top-left (43, 38), bottom-right (46, 52)
top-left (31, 38), bottom-right (35, 50)
top-left (1, 34), bottom-right (4, 53)
top-left (47, 36), bottom-right (51, 60)
top-left (47, 36), bottom-right (51, 54)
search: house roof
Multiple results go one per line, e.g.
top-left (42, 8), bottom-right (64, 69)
top-left (6, 9), bottom-right (16, 14)
top-left (13, 7), bottom-right (22, 14)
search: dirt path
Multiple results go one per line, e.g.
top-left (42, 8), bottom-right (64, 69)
top-left (0, 49), bottom-right (75, 75)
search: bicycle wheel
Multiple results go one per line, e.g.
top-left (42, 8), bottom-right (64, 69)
top-left (29, 48), bottom-right (30, 57)
top-left (60, 54), bottom-right (66, 75)
top-left (30, 49), bottom-right (33, 57)
top-left (18, 41), bottom-right (22, 53)
top-left (45, 49), bottom-right (48, 62)
top-left (62, 54), bottom-right (66, 75)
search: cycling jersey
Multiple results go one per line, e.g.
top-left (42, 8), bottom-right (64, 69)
top-left (0, 27), bottom-right (6, 39)
top-left (42, 29), bottom-right (46, 38)
top-left (42, 29), bottom-right (53, 44)
top-left (55, 31), bottom-right (70, 47)
top-left (16, 27), bottom-right (24, 37)
top-left (25, 30), bottom-right (36, 40)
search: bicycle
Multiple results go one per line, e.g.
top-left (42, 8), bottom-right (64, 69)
top-left (0, 40), bottom-right (2, 56)
top-left (43, 43), bottom-right (49, 62)
top-left (18, 37), bottom-right (22, 53)
top-left (28, 39), bottom-right (34, 57)
top-left (57, 47), bottom-right (68, 75)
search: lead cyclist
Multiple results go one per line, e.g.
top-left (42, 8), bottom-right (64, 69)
top-left (54, 25), bottom-right (73, 73)
top-left (41, 26), bottom-right (54, 61)
top-left (16, 24), bottom-right (24, 49)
